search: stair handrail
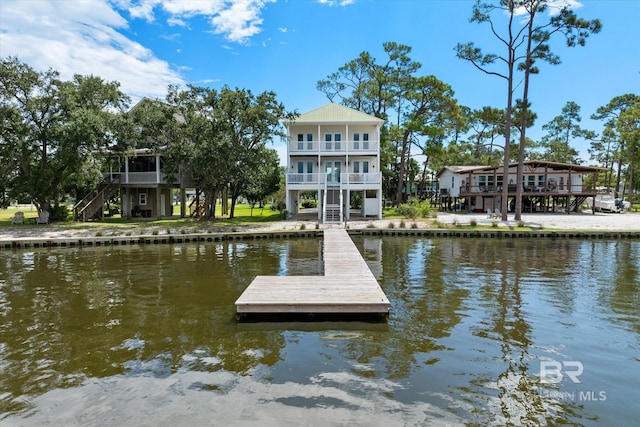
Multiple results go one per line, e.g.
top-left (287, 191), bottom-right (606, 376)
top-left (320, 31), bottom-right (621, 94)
top-left (339, 180), bottom-right (344, 223)
top-left (74, 174), bottom-right (120, 220)
top-left (323, 179), bottom-right (328, 224)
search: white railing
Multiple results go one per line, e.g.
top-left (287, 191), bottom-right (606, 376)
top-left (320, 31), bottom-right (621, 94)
top-left (343, 172), bottom-right (381, 184)
top-left (122, 172), bottom-right (178, 184)
top-left (287, 173), bottom-right (381, 186)
top-left (122, 172), bottom-right (158, 184)
top-left (288, 140), bottom-right (379, 153)
top-left (286, 173), bottom-right (320, 184)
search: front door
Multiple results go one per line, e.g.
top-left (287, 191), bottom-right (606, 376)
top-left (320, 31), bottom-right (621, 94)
top-left (325, 161), bottom-right (341, 184)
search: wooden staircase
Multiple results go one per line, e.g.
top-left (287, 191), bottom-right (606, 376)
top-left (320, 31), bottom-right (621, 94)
top-left (189, 189), bottom-right (205, 217)
top-left (569, 195), bottom-right (589, 213)
top-left (73, 174), bottom-right (120, 221)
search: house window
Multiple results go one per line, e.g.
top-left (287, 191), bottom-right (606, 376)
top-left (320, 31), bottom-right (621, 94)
top-left (325, 134), bottom-right (332, 150)
top-left (353, 161), bottom-right (360, 174)
top-left (307, 161), bottom-right (313, 182)
top-left (559, 177), bottom-right (565, 190)
top-left (307, 133), bottom-right (313, 150)
top-left (363, 161), bottom-right (369, 173)
top-left (334, 134), bottom-right (341, 150)
top-left (128, 156), bottom-right (156, 172)
top-left (139, 193), bottom-right (147, 206)
top-left (363, 133), bottom-right (369, 149)
top-left (538, 175), bottom-right (546, 188)
top-left (353, 133), bottom-right (360, 149)
top-left (297, 134), bottom-right (304, 150)
top-left (479, 176), bottom-right (487, 190)
top-left (297, 161), bottom-right (304, 174)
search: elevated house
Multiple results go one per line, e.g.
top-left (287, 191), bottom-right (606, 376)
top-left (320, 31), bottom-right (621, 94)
top-left (74, 148), bottom-right (194, 221)
top-left (73, 98), bottom-right (194, 221)
top-left (283, 103), bottom-right (384, 223)
top-left (436, 161), bottom-right (607, 214)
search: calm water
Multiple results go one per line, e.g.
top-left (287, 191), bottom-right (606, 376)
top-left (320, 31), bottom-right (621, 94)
top-left (0, 237), bottom-right (638, 426)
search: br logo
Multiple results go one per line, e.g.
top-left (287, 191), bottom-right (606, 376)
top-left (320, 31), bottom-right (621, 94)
top-left (539, 360), bottom-right (584, 384)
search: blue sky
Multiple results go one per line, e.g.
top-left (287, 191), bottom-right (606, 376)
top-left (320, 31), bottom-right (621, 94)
top-left (1, 0), bottom-right (638, 165)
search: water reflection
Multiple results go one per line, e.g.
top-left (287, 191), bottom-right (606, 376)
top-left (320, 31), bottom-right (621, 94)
top-left (0, 237), bottom-right (639, 425)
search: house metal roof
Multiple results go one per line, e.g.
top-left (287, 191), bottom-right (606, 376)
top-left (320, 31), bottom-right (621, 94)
top-left (286, 103), bottom-right (385, 125)
top-left (438, 161), bottom-right (606, 177)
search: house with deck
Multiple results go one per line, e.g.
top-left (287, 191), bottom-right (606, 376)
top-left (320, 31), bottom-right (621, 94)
top-left (436, 161), bottom-right (607, 214)
top-left (283, 103), bottom-right (385, 223)
top-left (74, 148), bottom-right (194, 221)
top-left (73, 98), bottom-right (194, 221)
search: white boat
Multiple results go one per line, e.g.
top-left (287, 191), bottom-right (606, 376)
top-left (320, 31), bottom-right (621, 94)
top-left (584, 190), bottom-right (620, 213)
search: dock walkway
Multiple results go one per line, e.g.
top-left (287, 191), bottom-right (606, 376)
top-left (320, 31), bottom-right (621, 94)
top-left (235, 229), bottom-right (390, 318)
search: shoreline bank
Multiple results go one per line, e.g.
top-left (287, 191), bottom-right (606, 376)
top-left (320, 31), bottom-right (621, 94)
top-left (2, 212), bottom-right (639, 250)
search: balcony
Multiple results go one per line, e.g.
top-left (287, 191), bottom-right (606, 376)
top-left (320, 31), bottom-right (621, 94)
top-left (287, 173), bottom-right (381, 188)
top-left (119, 171), bottom-right (179, 186)
top-left (288, 140), bottom-right (379, 154)
top-left (458, 184), bottom-right (596, 197)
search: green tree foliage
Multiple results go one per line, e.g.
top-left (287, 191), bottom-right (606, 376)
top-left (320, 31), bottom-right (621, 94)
top-left (616, 99), bottom-right (640, 200)
top-left (132, 85), bottom-right (293, 219)
top-left (513, 0), bottom-right (600, 219)
top-left (0, 57), bottom-right (130, 216)
top-left (243, 160), bottom-right (282, 216)
top-left (318, 42), bottom-right (461, 206)
top-left (535, 101), bottom-right (590, 163)
top-left (456, 1), bottom-right (523, 220)
top-left (457, 0), bottom-right (600, 220)
top-left (591, 94), bottom-right (640, 196)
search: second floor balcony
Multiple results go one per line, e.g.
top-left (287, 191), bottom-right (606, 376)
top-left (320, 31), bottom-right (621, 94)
top-left (289, 139), bottom-right (379, 154)
top-left (287, 172), bottom-right (381, 187)
top-left (458, 183), bottom-right (596, 197)
top-left (115, 171), bottom-right (180, 186)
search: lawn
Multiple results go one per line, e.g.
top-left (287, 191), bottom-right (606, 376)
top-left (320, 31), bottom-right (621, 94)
top-left (0, 203), bottom-right (285, 232)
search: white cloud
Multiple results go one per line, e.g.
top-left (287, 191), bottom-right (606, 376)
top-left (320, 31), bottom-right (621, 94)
top-left (0, 0), bottom-right (184, 103)
top-left (317, 0), bottom-right (356, 6)
top-left (513, 0), bottom-right (583, 16)
top-left (126, 0), bottom-right (275, 45)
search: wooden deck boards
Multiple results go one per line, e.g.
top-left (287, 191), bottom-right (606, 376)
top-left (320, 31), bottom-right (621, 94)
top-left (235, 229), bottom-right (390, 317)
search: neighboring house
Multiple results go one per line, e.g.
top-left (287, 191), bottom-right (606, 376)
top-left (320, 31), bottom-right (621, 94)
top-left (118, 148), bottom-right (193, 219)
top-left (73, 148), bottom-right (193, 221)
top-left (283, 103), bottom-right (385, 223)
top-left (436, 161), bottom-right (607, 213)
top-left (74, 98), bottom-right (194, 221)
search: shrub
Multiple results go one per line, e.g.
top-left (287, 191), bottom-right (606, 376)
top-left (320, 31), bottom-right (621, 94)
top-left (50, 204), bottom-right (70, 222)
top-left (388, 222), bottom-right (395, 229)
top-left (399, 219), bottom-right (406, 228)
top-left (397, 203), bottom-right (420, 219)
top-left (301, 200), bottom-right (317, 208)
top-left (397, 198), bottom-right (431, 219)
top-left (491, 221), bottom-right (498, 228)
top-left (299, 223), bottom-right (306, 230)
top-left (470, 219), bottom-right (477, 227)
top-left (411, 222), bottom-right (418, 229)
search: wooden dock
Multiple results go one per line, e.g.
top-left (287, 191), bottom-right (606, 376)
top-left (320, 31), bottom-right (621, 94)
top-left (235, 229), bottom-right (390, 319)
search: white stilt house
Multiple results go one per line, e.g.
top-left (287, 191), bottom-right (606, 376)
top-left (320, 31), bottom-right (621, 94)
top-left (283, 103), bottom-right (385, 223)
